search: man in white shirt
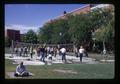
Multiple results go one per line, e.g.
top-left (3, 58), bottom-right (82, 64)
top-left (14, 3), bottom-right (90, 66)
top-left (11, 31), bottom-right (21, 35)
top-left (79, 46), bottom-right (85, 62)
top-left (60, 47), bottom-right (66, 62)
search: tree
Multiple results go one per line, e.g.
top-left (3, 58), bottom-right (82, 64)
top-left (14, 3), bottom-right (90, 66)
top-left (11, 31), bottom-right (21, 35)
top-left (20, 34), bottom-right (26, 43)
top-left (92, 7), bottom-right (114, 53)
top-left (38, 18), bottom-right (70, 44)
top-left (83, 5), bottom-right (114, 52)
top-left (5, 37), bottom-right (11, 47)
top-left (38, 23), bottom-right (53, 44)
top-left (24, 29), bottom-right (38, 44)
top-left (67, 14), bottom-right (91, 46)
top-left (50, 19), bottom-right (70, 44)
top-left (37, 5), bottom-right (114, 53)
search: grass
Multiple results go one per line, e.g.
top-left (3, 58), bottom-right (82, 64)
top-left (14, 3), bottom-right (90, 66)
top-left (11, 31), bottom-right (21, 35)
top-left (5, 47), bottom-right (12, 54)
top-left (5, 59), bottom-right (114, 79)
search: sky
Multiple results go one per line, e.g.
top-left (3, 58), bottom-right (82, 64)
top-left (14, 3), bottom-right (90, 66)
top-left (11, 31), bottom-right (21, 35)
top-left (5, 4), bottom-right (88, 34)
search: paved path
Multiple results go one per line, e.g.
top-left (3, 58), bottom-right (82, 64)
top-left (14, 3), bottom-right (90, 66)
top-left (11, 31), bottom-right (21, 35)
top-left (5, 54), bottom-right (113, 65)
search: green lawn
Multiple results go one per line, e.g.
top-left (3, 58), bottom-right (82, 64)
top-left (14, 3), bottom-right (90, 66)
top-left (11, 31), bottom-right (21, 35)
top-left (5, 59), bottom-right (114, 79)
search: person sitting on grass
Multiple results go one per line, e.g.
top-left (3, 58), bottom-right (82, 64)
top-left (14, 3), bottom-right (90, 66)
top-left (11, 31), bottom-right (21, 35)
top-left (14, 61), bottom-right (29, 77)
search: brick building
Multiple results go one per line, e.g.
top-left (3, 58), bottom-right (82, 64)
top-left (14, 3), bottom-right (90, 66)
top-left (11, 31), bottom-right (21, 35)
top-left (5, 29), bottom-right (20, 42)
top-left (45, 4), bottom-right (113, 25)
top-left (45, 4), bottom-right (92, 24)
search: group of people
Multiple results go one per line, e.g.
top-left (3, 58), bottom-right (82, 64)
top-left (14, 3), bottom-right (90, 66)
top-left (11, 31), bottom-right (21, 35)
top-left (59, 45), bottom-right (88, 63)
top-left (14, 45), bottom-right (60, 62)
top-left (14, 45), bottom-right (88, 63)
top-left (13, 45), bottom-right (88, 77)
top-left (14, 46), bottom-right (34, 58)
top-left (38, 45), bottom-right (88, 63)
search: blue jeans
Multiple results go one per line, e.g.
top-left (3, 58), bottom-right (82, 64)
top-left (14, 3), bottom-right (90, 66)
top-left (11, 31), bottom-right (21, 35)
top-left (61, 53), bottom-right (66, 62)
top-left (79, 53), bottom-right (83, 62)
top-left (40, 52), bottom-right (45, 62)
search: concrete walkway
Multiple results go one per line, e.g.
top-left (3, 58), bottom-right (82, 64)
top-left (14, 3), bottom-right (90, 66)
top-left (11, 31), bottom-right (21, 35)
top-left (5, 54), bottom-right (113, 65)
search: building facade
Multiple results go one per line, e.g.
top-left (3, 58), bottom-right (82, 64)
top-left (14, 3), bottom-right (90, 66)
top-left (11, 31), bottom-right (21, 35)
top-left (45, 4), bottom-right (113, 25)
top-left (45, 4), bottom-right (93, 24)
top-left (5, 29), bottom-right (20, 42)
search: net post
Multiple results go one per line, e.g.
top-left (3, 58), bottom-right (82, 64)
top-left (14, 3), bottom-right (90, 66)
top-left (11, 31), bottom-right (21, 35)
top-left (11, 40), bottom-right (14, 57)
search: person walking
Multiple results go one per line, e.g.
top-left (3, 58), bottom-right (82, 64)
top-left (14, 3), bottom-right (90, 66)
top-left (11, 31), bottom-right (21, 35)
top-left (21, 47), bottom-right (24, 56)
top-left (47, 46), bottom-right (50, 56)
top-left (60, 47), bottom-right (67, 63)
top-left (79, 46), bottom-right (85, 63)
top-left (34, 47), bottom-right (38, 57)
top-left (14, 46), bottom-right (18, 56)
top-left (38, 46), bottom-right (41, 57)
top-left (50, 47), bottom-right (54, 56)
top-left (54, 47), bottom-right (57, 57)
top-left (44, 47), bottom-right (47, 58)
top-left (40, 46), bottom-right (45, 62)
top-left (30, 46), bottom-right (33, 59)
top-left (26, 46), bottom-right (29, 56)
top-left (23, 46), bottom-right (25, 57)
top-left (36, 46), bottom-right (39, 57)
top-left (24, 46), bottom-right (27, 57)
top-left (75, 47), bottom-right (79, 58)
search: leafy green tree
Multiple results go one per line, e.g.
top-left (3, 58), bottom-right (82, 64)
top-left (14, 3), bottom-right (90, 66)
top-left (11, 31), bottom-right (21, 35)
top-left (37, 5), bottom-right (114, 53)
top-left (51, 19), bottom-right (70, 44)
top-left (92, 7), bottom-right (114, 52)
top-left (20, 34), bottom-right (26, 43)
top-left (38, 23), bottom-right (53, 44)
top-left (67, 14), bottom-right (91, 46)
top-left (5, 37), bottom-right (11, 47)
top-left (38, 19), bottom-right (70, 44)
top-left (24, 29), bottom-right (38, 44)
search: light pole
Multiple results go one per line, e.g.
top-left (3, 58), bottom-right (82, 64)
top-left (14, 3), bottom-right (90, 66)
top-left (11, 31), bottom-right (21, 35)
top-left (92, 30), bottom-right (96, 52)
top-left (59, 32), bottom-right (62, 36)
top-left (103, 41), bottom-right (106, 55)
top-left (93, 38), bottom-right (96, 50)
top-left (59, 32), bottom-right (62, 44)
top-left (59, 32), bottom-right (62, 50)
top-left (11, 32), bottom-right (15, 57)
top-left (11, 40), bottom-right (14, 57)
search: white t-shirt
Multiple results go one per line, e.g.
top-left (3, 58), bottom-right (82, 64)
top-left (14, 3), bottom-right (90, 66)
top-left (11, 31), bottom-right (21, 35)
top-left (14, 48), bottom-right (17, 51)
top-left (50, 47), bottom-right (53, 52)
top-left (79, 48), bottom-right (85, 53)
top-left (75, 48), bottom-right (78, 53)
top-left (60, 48), bottom-right (66, 53)
top-left (47, 47), bottom-right (50, 51)
top-left (18, 48), bottom-right (21, 52)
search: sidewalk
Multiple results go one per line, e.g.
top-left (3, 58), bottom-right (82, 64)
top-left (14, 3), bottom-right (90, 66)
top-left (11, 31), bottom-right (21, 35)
top-left (5, 53), bottom-right (113, 65)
